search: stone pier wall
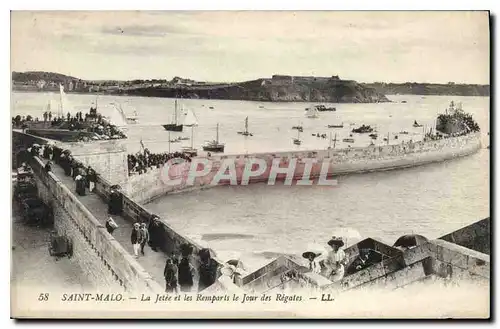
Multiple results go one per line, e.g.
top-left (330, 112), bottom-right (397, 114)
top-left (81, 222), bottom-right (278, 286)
top-left (128, 133), bottom-right (482, 204)
top-left (28, 155), bottom-right (163, 294)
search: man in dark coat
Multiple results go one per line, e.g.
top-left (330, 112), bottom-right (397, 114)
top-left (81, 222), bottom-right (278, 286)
top-left (177, 244), bottom-right (194, 292)
top-left (164, 258), bottom-right (179, 293)
top-left (148, 215), bottom-right (161, 252)
top-left (44, 161), bottom-right (52, 173)
top-left (198, 248), bottom-right (219, 291)
top-left (345, 248), bottom-right (375, 275)
top-left (86, 166), bottom-right (97, 192)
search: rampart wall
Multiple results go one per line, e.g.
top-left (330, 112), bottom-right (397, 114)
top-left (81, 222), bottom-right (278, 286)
top-left (27, 154), bottom-right (163, 294)
top-left (128, 133), bottom-right (482, 204)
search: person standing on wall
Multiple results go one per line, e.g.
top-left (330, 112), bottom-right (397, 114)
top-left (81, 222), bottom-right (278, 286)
top-left (131, 223), bottom-right (142, 258)
top-left (140, 223), bottom-right (149, 256)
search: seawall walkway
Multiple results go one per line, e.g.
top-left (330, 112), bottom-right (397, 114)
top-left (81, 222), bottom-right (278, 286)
top-left (48, 161), bottom-right (170, 290)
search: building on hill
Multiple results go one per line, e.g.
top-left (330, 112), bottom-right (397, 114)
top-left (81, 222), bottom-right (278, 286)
top-left (271, 74), bottom-right (342, 84)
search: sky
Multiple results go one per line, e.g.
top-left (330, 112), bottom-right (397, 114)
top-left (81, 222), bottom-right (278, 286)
top-left (10, 11), bottom-right (490, 84)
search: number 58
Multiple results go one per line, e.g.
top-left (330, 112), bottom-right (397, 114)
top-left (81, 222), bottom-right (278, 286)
top-left (38, 293), bottom-right (49, 301)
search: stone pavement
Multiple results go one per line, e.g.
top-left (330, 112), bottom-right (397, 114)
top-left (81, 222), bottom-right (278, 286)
top-left (48, 162), bottom-right (177, 291)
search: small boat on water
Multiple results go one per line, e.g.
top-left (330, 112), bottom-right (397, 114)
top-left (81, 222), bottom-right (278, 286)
top-left (181, 147), bottom-right (198, 157)
top-left (310, 105), bottom-right (336, 112)
top-left (399, 131), bottom-right (409, 135)
top-left (369, 133), bottom-right (378, 139)
top-left (237, 117), bottom-right (253, 136)
top-left (401, 100), bottom-right (407, 104)
top-left (343, 138), bottom-right (355, 143)
top-left (413, 120), bottom-right (423, 128)
top-left (183, 108), bottom-right (199, 155)
top-left (327, 123), bottom-right (344, 128)
top-left (292, 123), bottom-right (303, 132)
top-left (293, 129), bottom-right (302, 145)
top-left (209, 106), bottom-right (214, 109)
top-left (163, 99), bottom-right (183, 132)
top-left (202, 123), bottom-right (225, 153)
top-left (352, 125), bottom-right (374, 133)
top-left (305, 106), bottom-right (320, 119)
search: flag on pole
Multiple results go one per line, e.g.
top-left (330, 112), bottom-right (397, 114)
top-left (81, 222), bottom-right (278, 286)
top-left (140, 139), bottom-right (145, 152)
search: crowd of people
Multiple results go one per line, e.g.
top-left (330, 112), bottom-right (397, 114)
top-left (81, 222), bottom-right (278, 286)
top-left (127, 149), bottom-right (192, 175)
top-left (122, 213), bottom-right (220, 293)
top-left (12, 106), bottom-right (127, 141)
top-left (30, 143), bottom-right (99, 196)
top-left (24, 141), bottom-right (226, 293)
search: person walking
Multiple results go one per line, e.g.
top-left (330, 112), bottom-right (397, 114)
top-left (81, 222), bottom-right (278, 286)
top-left (86, 166), bottom-right (97, 192)
top-left (177, 244), bottom-right (195, 292)
top-left (140, 223), bottom-right (149, 256)
top-left (198, 248), bottom-right (219, 292)
top-left (131, 223), bottom-right (142, 258)
top-left (164, 258), bottom-right (179, 294)
top-left (148, 215), bottom-right (161, 252)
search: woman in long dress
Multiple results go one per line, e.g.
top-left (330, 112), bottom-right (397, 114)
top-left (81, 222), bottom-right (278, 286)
top-left (323, 237), bottom-right (348, 282)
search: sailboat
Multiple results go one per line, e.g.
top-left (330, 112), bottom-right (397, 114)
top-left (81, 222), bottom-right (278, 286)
top-left (413, 120), bottom-right (423, 128)
top-left (203, 123), bottom-right (225, 153)
top-left (59, 84), bottom-right (78, 118)
top-left (163, 99), bottom-right (183, 132)
top-left (305, 106), bottom-right (320, 119)
top-left (237, 117), bottom-right (253, 136)
top-left (181, 108), bottom-right (199, 156)
top-left (112, 103), bottom-right (138, 125)
top-left (293, 128), bottom-right (302, 145)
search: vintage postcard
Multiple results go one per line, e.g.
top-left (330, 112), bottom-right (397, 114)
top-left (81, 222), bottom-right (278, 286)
top-left (10, 10), bottom-right (490, 319)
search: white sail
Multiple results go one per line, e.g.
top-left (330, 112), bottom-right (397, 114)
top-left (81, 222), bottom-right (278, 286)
top-left (59, 84), bottom-right (79, 116)
top-left (305, 106), bottom-right (319, 118)
top-left (119, 102), bottom-right (138, 119)
top-left (183, 108), bottom-right (199, 127)
top-left (101, 103), bottom-right (128, 127)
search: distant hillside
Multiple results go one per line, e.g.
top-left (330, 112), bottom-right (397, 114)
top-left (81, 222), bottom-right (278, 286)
top-left (12, 71), bottom-right (391, 103)
top-left (363, 82), bottom-right (490, 97)
top-left (12, 71), bottom-right (79, 83)
top-left (118, 77), bottom-right (391, 103)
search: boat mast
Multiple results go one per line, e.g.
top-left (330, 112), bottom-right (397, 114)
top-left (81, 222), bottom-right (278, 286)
top-left (168, 132), bottom-right (171, 153)
top-left (174, 100), bottom-right (178, 125)
top-left (191, 125), bottom-right (194, 149)
top-left (333, 132), bottom-right (337, 149)
top-left (59, 84), bottom-right (64, 118)
top-left (245, 117), bottom-right (249, 133)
